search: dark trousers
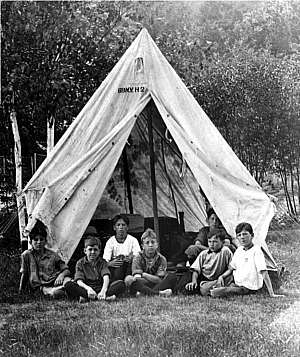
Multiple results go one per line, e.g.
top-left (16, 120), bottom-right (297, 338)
top-left (211, 283), bottom-right (256, 298)
top-left (130, 273), bottom-right (178, 296)
top-left (65, 280), bottom-right (125, 300)
top-left (161, 270), bottom-right (195, 294)
top-left (130, 270), bottom-right (195, 295)
top-left (176, 271), bottom-right (235, 296)
top-left (110, 262), bottom-right (132, 282)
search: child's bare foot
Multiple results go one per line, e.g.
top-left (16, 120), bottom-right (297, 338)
top-left (105, 295), bottom-right (116, 301)
top-left (159, 289), bottom-right (172, 297)
top-left (79, 296), bottom-right (88, 303)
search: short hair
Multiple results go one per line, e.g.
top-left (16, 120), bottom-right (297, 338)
top-left (83, 225), bottom-right (98, 237)
top-left (141, 228), bottom-right (157, 242)
top-left (112, 214), bottom-right (129, 226)
top-left (29, 220), bottom-right (47, 241)
top-left (207, 228), bottom-right (226, 241)
top-left (207, 208), bottom-right (216, 220)
top-left (235, 222), bottom-right (254, 236)
top-left (84, 236), bottom-right (101, 249)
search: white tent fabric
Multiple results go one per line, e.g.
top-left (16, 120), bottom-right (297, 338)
top-left (23, 28), bottom-right (276, 266)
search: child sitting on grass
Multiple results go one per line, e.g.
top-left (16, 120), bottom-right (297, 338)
top-left (184, 229), bottom-right (233, 296)
top-left (64, 236), bottom-right (125, 302)
top-left (129, 228), bottom-right (173, 297)
top-left (103, 214), bottom-right (140, 286)
top-left (211, 222), bottom-right (284, 298)
top-left (184, 209), bottom-right (237, 265)
top-left (19, 220), bottom-right (71, 298)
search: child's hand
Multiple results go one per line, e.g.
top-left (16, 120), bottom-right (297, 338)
top-left (223, 239), bottom-right (231, 246)
top-left (108, 258), bottom-right (123, 268)
top-left (216, 276), bottom-right (225, 287)
top-left (87, 288), bottom-right (97, 300)
top-left (185, 282), bottom-right (198, 291)
top-left (54, 273), bottom-right (64, 286)
top-left (97, 290), bottom-right (106, 300)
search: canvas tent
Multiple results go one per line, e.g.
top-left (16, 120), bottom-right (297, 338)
top-left (23, 28), bottom-right (276, 268)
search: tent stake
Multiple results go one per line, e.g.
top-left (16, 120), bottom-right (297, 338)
top-left (147, 113), bottom-right (160, 247)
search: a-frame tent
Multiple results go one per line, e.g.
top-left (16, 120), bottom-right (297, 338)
top-left (23, 28), bottom-right (276, 267)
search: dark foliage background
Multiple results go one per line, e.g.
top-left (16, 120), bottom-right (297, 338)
top-left (1, 1), bottom-right (299, 216)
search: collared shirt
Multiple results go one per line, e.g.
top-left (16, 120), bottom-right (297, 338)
top-left (132, 251), bottom-right (167, 278)
top-left (230, 245), bottom-right (267, 290)
top-left (191, 246), bottom-right (232, 281)
top-left (20, 248), bottom-right (69, 287)
top-left (103, 234), bottom-right (141, 262)
top-left (75, 256), bottom-right (110, 290)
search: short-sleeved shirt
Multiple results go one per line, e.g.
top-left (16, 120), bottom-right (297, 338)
top-left (75, 256), bottom-right (110, 291)
top-left (20, 248), bottom-right (69, 288)
top-left (191, 246), bottom-right (232, 281)
top-left (230, 245), bottom-right (267, 290)
top-left (103, 234), bottom-right (141, 262)
top-left (132, 251), bottom-right (167, 278)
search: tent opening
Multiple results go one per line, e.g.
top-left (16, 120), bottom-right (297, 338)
top-left (68, 99), bottom-right (209, 271)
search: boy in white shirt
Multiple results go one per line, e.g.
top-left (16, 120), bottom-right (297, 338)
top-left (211, 222), bottom-right (283, 298)
top-left (103, 214), bottom-right (140, 286)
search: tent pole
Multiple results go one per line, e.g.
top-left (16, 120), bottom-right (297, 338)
top-left (122, 146), bottom-right (133, 214)
top-left (147, 114), bottom-right (160, 247)
top-left (161, 138), bottom-right (179, 223)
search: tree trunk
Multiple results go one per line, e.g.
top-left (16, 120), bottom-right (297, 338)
top-left (279, 167), bottom-right (294, 215)
top-left (47, 115), bottom-right (55, 156)
top-left (10, 104), bottom-right (27, 247)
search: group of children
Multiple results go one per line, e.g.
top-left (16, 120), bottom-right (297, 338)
top-left (19, 213), bottom-right (283, 302)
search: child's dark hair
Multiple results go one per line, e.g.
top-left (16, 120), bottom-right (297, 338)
top-left (141, 228), bottom-right (157, 242)
top-left (207, 228), bottom-right (226, 241)
top-left (84, 236), bottom-right (101, 249)
top-left (235, 222), bottom-right (254, 236)
top-left (112, 214), bottom-right (129, 226)
top-left (207, 208), bottom-right (216, 220)
top-left (29, 220), bottom-right (47, 241)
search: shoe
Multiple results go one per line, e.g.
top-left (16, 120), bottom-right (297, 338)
top-left (105, 295), bottom-right (116, 301)
top-left (79, 296), bottom-right (88, 303)
top-left (159, 289), bottom-right (172, 297)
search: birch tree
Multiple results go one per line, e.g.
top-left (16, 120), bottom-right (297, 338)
top-left (9, 91), bottom-right (27, 245)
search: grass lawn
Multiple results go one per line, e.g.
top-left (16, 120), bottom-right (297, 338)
top-left (0, 231), bottom-right (299, 357)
